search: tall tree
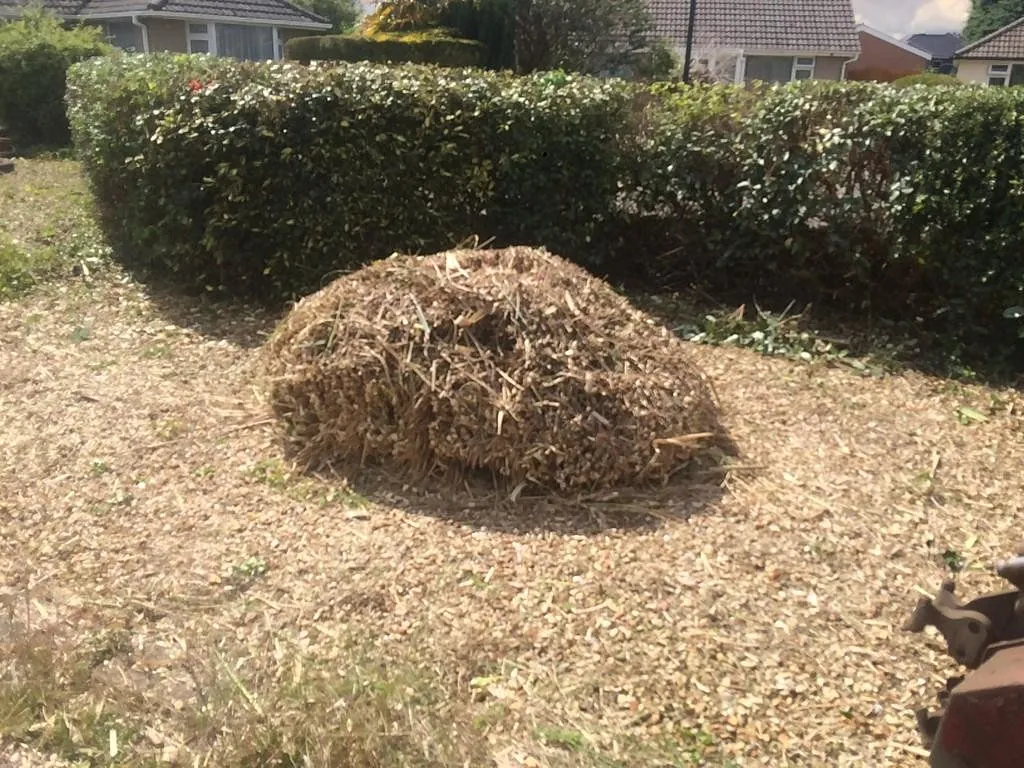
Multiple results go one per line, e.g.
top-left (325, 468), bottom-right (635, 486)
top-left (371, 0), bottom-right (654, 74)
top-left (962, 0), bottom-right (1024, 43)
top-left (509, 0), bottom-right (653, 74)
top-left (292, 0), bottom-right (361, 33)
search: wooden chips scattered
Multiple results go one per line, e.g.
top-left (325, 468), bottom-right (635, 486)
top-left (261, 247), bottom-right (729, 493)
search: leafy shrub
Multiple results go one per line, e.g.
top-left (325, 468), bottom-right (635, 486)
top-left (0, 7), bottom-right (112, 147)
top-left (635, 80), bottom-right (1024, 364)
top-left (285, 30), bottom-right (483, 67)
top-left (847, 67), bottom-right (926, 83)
top-left (890, 72), bottom-right (966, 88)
top-left (67, 54), bottom-right (633, 300)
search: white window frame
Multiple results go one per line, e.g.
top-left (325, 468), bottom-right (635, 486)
top-left (187, 22), bottom-right (212, 55)
top-left (989, 63), bottom-right (1010, 86)
top-left (792, 56), bottom-right (816, 81)
top-left (186, 21), bottom-right (283, 60)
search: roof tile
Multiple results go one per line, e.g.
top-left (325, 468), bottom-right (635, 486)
top-left (905, 32), bottom-right (962, 59)
top-left (0, 0), bottom-right (327, 25)
top-left (956, 18), bottom-right (1024, 59)
top-left (646, 0), bottom-right (859, 54)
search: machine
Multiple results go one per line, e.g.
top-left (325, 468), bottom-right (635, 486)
top-left (905, 549), bottom-right (1024, 767)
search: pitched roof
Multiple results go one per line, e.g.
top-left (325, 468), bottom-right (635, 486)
top-left (905, 32), bottom-right (962, 59)
top-left (856, 23), bottom-right (931, 60)
top-left (956, 16), bottom-right (1024, 59)
top-left (645, 0), bottom-right (860, 54)
top-left (0, 0), bottom-right (329, 26)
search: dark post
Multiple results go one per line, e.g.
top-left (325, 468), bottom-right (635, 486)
top-left (682, 0), bottom-right (697, 83)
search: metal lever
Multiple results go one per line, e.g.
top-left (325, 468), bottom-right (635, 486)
top-left (996, 555), bottom-right (1024, 591)
top-left (904, 580), bottom-right (993, 669)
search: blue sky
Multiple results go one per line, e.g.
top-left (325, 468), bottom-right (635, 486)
top-left (854, 0), bottom-right (970, 37)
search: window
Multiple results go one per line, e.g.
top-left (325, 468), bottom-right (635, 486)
top-left (186, 22), bottom-right (280, 60)
top-left (102, 21), bottom-right (138, 51)
top-left (188, 23), bottom-right (211, 54)
top-left (988, 63), bottom-right (1024, 86)
top-left (744, 56), bottom-right (797, 83)
top-left (216, 24), bottom-right (275, 61)
top-left (793, 56), bottom-right (815, 80)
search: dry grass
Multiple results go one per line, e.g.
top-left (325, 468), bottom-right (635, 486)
top-left (262, 246), bottom-right (727, 493)
top-left (0, 158), bottom-right (108, 300)
top-left (3, 160), bottom-right (1024, 767)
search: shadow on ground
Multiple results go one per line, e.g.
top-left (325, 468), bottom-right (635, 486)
top-left (302, 450), bottom-right (741, 536)
top-left (628, 287), bottom-right (1024, 390)
top-left (142, 283), bottom-right (283, 349)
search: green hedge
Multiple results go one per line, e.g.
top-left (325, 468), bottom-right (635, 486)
top-left (628, 80), bottom-right (1024, 358)
top-left (285, 31), bottom-right (484, 67)
top-left (890, 72), bottom-right (967, 88)
top-left (66, 55), bottom-right (1024, 364)
top-left (67, 54), bottom-right (631, 299)
top-left (0, 7), bottom-right (112, 147)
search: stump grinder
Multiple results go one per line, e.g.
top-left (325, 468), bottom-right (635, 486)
top-left (905, 549), bottom-right (1024, 767)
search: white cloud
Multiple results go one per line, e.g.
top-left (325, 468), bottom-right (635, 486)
top-left (911, 0), bottom-right (971, 32)
top-left (853, 0), bottom-right (970, 37)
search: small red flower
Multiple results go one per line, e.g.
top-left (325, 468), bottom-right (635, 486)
top-left (188, 79), bottom-right (203, 92)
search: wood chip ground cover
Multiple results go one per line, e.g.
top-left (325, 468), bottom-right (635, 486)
top-left (2, 162), bottom-right (1024, 767)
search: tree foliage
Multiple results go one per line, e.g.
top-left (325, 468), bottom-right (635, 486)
top-left (364, 0), bottom-right (655, 74)
top-left (507, 0), bottom-right (655, 74)
top-left (962, 0), bottom-right (1024, 42)
top-left (290, 0), bottom-right (361, 33)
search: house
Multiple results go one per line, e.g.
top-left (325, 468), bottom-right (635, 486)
top-left (905, 32), bottom-right (962, 74)
top-left (845, 23), bottom-right (931, 82)
top-left (645, 0), bottom-right (861, 84)
top-left (0, 0), bottom-right (331, 60)
top-left (953, 17), bottom-right (1024, 86)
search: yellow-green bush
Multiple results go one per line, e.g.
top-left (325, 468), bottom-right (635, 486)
top-left (890, 72), bottom-right (967, 88)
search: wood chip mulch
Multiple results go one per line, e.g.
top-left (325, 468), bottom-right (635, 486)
top-left (1, 271), bottom-right (1022, 766)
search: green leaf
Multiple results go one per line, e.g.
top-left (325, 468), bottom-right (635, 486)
top-left (956, 406), bottom-right (988, 425)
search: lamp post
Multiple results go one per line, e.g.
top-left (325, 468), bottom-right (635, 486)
top-left (681, 0), bottom-right (697, 83)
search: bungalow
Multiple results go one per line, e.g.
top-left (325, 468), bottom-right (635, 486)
top-left (954, 16), bottom-right (1024, 86)
top-left (0, 0), bottom-right (331, 60)
top-left (645, 0), bottom-right (861, 84)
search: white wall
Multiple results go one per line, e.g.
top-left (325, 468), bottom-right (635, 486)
top-left (956, 59), bottom-right (992, 84)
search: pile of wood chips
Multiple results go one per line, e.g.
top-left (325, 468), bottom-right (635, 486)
top-left (261, 246), bottom-right (729, 493)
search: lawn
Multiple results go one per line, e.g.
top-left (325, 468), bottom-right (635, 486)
top-left (1, 159), bottom-right (1023, 767)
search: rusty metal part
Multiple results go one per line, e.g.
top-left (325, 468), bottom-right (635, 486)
top-left (904, 580), bottom-right (1024, 669)
top-left (905, 553), bottom-right (1024, 767)
top-left (995, 555), bottom-right (1024, 590)
top-left (928, 641), bottom-right (1024, 768)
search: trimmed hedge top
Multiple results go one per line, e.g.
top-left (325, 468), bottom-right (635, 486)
top-left (66, 54), bottom-right (1024, 366)
top-left (285, 30), bottom-right (484, 67)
